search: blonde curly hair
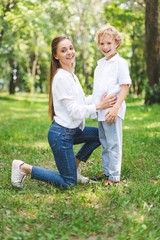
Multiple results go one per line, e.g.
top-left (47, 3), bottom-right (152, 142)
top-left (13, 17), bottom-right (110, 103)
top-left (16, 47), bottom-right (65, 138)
top-left (95, 26), bottom-right (123, 49)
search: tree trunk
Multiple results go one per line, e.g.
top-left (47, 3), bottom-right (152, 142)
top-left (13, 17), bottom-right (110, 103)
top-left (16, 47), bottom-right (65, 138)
top-left (30, 52), bottom-right (38, 94)
top-left (26, 51), bottom-right (39, 94)
top-left (145, 0), bottom-right (160, 86)
top-left (9, 60), bottom-right (16, 94)
top-left (9, 77), bottom-right (16, 94)
top-left (80, 24), bottom-right (89, 89)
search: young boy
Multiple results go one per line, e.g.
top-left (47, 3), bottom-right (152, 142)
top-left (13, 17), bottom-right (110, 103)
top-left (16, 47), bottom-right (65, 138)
top-left (91, 26), bottom-right (132, 187)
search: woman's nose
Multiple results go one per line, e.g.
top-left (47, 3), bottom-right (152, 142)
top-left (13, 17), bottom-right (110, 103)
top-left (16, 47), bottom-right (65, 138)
top-left (67, 49), bottom-right (72, 54)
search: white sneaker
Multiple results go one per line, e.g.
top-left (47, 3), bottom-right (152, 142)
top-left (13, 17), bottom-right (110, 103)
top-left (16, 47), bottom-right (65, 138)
top-left (11, 159), bottom-right (27, 188)
top-left (77, 168), bottom-right (89, 183)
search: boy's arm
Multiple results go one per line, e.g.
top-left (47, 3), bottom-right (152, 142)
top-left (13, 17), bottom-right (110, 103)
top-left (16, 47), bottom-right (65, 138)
top-left (105, 84), bottom-right (129, 124)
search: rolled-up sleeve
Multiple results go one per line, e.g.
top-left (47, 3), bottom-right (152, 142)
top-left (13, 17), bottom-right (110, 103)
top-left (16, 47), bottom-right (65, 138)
top-left (118, 59), bottom-right (132, 86)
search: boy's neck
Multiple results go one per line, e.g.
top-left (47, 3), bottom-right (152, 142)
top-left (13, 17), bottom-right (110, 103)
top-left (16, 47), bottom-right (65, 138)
top-left (106, 53), bottom-right (117, 61)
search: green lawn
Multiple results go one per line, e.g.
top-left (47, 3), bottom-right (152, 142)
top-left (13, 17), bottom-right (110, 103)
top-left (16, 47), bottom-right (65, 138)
top-left (0, 92), bottom-right (159, 240)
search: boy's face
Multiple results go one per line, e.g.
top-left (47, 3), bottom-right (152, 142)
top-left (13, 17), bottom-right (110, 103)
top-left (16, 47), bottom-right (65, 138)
top-left (98, 34), bottom-right (118, 60)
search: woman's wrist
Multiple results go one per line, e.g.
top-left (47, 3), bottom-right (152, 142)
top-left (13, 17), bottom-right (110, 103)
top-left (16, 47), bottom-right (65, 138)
top-left (95, 103), bottom-right (101, 110)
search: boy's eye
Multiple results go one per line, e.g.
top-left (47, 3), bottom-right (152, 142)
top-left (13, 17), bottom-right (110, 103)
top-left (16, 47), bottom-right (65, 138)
top-left (100, 42), bottom-right (104, 45)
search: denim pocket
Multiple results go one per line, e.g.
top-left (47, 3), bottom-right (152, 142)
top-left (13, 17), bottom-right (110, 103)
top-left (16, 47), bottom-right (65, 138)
top-left (65, 128), bottom-right (76, 136)
top-left (48, 129), bottom-right (61, 149)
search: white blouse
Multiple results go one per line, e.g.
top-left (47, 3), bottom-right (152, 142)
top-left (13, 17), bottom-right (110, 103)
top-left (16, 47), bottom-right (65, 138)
top-left (52, 69), bottom-right (96, 130)
top-left (92, 53), bottom-right (132, 121)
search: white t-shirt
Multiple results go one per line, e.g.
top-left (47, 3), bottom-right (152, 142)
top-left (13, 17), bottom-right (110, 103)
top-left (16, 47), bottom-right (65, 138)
top-left (52, 68), bottom-right (96, 130)
top-left (92, 53), bottom-right (132, 121)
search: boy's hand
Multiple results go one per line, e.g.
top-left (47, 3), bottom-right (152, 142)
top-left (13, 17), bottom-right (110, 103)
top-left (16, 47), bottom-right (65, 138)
top-left (104, 84), bottom-right (129, 124)
top-left (105, 105), bottom-right (119, 124)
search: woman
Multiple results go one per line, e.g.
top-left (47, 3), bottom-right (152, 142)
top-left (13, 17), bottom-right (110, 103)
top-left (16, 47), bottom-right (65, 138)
top-left (11, 36), bottom-right (116, 189)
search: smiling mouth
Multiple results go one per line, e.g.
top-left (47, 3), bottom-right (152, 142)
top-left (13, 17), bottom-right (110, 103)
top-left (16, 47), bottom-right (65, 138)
top-left (103, 50), bottom-right (110, 53)
top-left (67, 56), bottom-right (74, 59)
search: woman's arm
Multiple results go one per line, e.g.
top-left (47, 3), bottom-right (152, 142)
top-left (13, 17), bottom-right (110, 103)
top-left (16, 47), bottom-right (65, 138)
top-left (61, 93), bottom-right (117, 121)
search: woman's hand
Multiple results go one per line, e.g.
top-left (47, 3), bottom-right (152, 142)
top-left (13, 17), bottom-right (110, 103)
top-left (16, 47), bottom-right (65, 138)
top-left (96, 94), bottom-right (117, 110)
top-left (105, 105), bottom-right (119, 124)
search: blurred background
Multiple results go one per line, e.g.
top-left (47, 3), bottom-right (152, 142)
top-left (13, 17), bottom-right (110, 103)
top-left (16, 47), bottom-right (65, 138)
top-left (0, 0), bottom-right (160, 105)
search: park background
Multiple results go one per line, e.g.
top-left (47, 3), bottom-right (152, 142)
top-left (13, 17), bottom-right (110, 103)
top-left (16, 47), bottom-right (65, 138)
top-left (0, 0), bottom-right (160, 240)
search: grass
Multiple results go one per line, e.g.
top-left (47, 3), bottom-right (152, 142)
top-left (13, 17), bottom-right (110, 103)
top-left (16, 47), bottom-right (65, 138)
top-left (0, 92), bottom-right (159, 240)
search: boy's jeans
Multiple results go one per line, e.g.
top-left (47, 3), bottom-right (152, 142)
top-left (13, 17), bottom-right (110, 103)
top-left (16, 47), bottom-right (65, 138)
top-left (98, 117), bottom-right (122, 182)
top-left (31, 121), bottom-right (101, 189)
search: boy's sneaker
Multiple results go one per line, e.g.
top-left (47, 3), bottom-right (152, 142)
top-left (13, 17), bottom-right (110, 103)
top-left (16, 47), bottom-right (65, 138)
top-left (11, 159), bottom-right (27, 188)
top-left (105, 180), bottom-right (120, 187)
top-left (91, 173), bottom-right (109, 182)
top-left (77, 168), bottom-right (89, 183)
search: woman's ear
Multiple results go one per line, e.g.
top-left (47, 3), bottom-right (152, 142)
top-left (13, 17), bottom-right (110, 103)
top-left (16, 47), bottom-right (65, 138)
top-left (54, 55), bottom-right (58, 60)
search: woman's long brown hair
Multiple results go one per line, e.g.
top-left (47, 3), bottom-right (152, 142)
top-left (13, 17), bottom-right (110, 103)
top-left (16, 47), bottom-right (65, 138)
top-left (48, 35), bottom-right (70, 120)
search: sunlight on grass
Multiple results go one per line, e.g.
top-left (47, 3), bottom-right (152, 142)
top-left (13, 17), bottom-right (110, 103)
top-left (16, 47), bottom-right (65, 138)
top-left (19, 211), bottom-right (39, 219)
top-left (10, 107), bottom-right (48, 114)
top-left (0, 92), bottom-right (48, 103)
top-left (124, 121), bottom-right (160, 132)
top-left (32, 141), bottom-right (49, 149)
top-left (146, 122), bottom-right (160, 128)
top-left (147, 131), bottom-right (160, 138)
top-left (127, 98), bottom-right (144, 107)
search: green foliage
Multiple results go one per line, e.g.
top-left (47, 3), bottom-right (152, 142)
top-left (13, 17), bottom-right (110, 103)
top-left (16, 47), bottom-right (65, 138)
top-left (104, 0), bottom-right (146, 95)
top-left (145, 81), bottom-right (160, 105)
top-left (0, 93), bottom-right (160, 239)
top-left (0, 0), bottom-right (160, 102)
top-left (0, 0), bottom-right (115, 94)
top-left (0, 0), bottom-right (63, 92)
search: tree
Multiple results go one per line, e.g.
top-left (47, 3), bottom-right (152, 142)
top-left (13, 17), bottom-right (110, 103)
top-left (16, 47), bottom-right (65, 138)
top-left (0, 0), bottom-right (56, 94)
top-left (144, 0), bottom-right (160, 104)
top-left (0, 0), bottom-right (19, 94)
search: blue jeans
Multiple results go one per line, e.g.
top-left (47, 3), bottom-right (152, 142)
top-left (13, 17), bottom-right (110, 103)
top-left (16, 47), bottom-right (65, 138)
top-left (31, 121), bottom-right (101, 189)
top-left (98, 117), bottom-right (122, 182)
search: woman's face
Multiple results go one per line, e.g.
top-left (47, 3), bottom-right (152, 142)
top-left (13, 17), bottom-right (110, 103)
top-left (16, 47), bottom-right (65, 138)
top-left (55, 39), bottom-right (76, 67)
